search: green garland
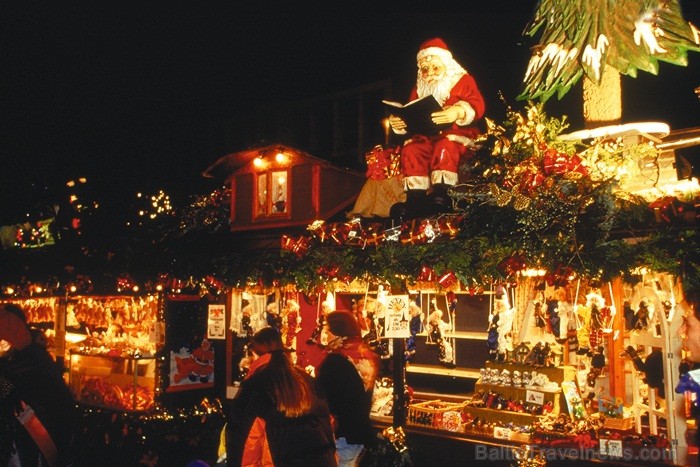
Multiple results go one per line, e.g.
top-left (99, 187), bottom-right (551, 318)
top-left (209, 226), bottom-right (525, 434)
top-left (218, 102), bottom-right (697, 293)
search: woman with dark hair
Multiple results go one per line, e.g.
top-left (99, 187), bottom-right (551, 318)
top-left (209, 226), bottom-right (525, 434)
top-left (225, 327), bottom-right (336, 466)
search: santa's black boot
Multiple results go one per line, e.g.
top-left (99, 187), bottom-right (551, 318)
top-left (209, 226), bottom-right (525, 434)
top-left (390, 189), bottom-right (428, 221)
top-left (428, 183), bottom-right (453, 214)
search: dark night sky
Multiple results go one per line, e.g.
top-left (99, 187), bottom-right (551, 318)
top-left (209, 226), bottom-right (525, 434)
top-left (1, 2), bottom-right (699, 224)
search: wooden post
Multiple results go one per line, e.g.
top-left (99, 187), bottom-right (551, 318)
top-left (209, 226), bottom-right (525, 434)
top-left (392, 338), bottom-right (407, 428)
top-left (607, 278), bottom-right (626, 400)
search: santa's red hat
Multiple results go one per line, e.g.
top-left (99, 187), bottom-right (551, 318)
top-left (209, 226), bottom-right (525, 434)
top-left (417, 37), bottom-right (453, 63)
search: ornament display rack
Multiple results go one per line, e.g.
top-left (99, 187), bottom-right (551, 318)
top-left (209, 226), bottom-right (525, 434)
top-left (469, 361), bottom-right (575, 425)
top-left (406, 291), bottom-right (492, 394)
top-left (626, 275), bottom-right (687, 465)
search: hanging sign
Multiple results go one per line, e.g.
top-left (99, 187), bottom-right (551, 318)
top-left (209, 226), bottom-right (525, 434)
top-left (383, 295), bottom-right (410, 338)
top-left (207, 304), bottom-right (226, 340)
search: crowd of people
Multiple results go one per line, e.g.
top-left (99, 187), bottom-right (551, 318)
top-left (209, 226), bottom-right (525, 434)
top-left (224, 309), bottom-right (380, 467)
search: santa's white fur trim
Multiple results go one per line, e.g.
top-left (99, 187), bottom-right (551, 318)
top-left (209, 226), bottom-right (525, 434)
top-left (446, 133), bottom-right (476, 148)
top-left (430, 170), bottom-right (458, 186)
top-left (417, 47), bottom-right (453, 64)
top-left (404, 176), bottom-right (430, 191)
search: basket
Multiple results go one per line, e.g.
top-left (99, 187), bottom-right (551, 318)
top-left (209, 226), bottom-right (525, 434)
top-left (407, 399), bottom-right (466, 432)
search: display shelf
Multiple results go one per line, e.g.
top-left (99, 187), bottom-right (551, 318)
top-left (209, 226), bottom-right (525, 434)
top-left (473, 382), bottom-right (565, 415)
top-left (406, 364), bottom-right (480, 379)
top-left (69, 351), bottom-right (157, 412)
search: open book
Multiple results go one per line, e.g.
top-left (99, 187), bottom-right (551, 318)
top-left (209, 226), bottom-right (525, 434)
top-left (382, 95), bottom-right (450, 136)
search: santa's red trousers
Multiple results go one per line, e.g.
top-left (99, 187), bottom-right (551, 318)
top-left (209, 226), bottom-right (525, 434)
top-left (401, 136), bottom-right (466, 180)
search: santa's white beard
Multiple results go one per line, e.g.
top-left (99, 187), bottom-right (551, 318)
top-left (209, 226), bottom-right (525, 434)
top-left (416, 75), bottom-right (453, 106)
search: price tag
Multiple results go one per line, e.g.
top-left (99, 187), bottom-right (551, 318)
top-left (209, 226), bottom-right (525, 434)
top-left (525, 389), bottom-right (544, 405)
top-left (493, 426), bottom-right (511, 439)
top-left (599, 439), bottom-right (623, 458)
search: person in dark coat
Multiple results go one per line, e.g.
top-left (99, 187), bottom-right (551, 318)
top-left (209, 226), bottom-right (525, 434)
top-left (317, 311), bottom-right (379, 467)
top-left (0, 303), bottom-right (77, 467)
top-left (225, 327), bottom-right (336, 467)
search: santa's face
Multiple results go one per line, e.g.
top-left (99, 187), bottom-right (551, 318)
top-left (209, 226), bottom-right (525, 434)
top-left (418, 56), bottom-right (446, 83)
top-left (416, 56), bottom-right (452, 104)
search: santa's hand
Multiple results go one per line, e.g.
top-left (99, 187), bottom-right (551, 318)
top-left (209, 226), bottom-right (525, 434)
top-left (388, 115), bottom-right (407, 133)
top-left (431, 106), bottom-right (464, 124)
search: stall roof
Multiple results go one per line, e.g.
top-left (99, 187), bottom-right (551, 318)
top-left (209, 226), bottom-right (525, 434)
top-left (201, 143), bottom-right (350, 181)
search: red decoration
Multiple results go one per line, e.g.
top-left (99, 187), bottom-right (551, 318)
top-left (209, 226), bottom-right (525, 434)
top-left (418, 266), bottom-right (436, 282)
top-left (307, 221), bottom-right (328, 242)
top-left (542, 148), bottom-right (588, 178)
top-left (519, 169), bottom-right (545, 195)
top-left (436, 215), bottom-right (462, 238)
top-left (329, 222), bottom-right (350, 245)
top-left (649, 196), bottom-right (696, 224)
top-left (438, 271), bottom-right (457, 288)
top-left (544, 265), bottom-right (574, 287)
top-left (292, 236), bottom-right (310, 257)
top-left (361, 223), bottom-right (385, 247)
top-left (281, 234), bottom-right (295, 251)
top-left (496, 253), bottom-right (527, 278)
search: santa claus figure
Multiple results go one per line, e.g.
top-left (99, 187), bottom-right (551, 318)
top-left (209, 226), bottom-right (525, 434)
top-left (388, 37), bottom-right (485, 219)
